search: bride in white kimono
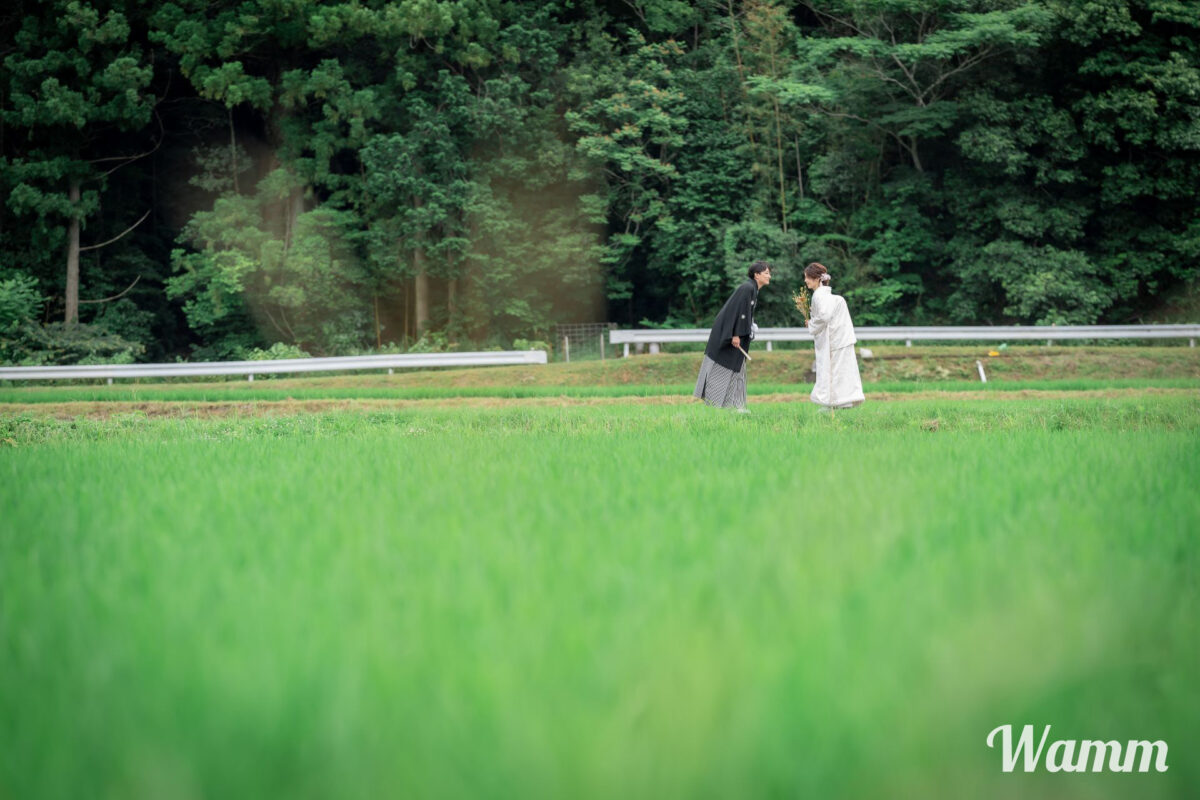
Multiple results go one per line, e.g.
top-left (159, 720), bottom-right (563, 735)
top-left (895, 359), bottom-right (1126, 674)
top-left (804, 262), bottom-right (865, 409)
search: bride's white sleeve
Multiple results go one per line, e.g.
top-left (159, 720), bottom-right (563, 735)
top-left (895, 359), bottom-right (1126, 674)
top-left (807, 293), bottom-right (830, 336)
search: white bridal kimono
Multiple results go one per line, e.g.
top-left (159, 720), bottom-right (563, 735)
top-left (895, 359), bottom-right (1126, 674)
top-left (807, 285), bottom-right (865, 409)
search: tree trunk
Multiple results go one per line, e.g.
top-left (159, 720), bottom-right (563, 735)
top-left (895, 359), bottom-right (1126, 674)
top-left (402, 279), bottom-right (410, 339)
top-left (259, 119), bottom-right (307, 253)
top-left (795, 136), bottom-right (804, 202)
top-left (65, 179), bottom-right (81, 325)
top-left (727, 0), bottom-right (756, 147)
top-left (229, 107), bottom-right (240, 194)
top-left (284, 187), bottom-right (304, 253)
top-left (412, 191), bottom-right (430, 336)
top-left (908, 136), bottom-right (923, 173)
top-left (774, 97), bottom-right (787, 231)
top-left (373, 294), bottom-right (382, 349)
top-left (413, 252), bottom-right (430, 335)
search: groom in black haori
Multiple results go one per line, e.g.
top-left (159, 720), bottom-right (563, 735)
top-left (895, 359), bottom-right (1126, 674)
top-left (693, 260), bottom-right (771, 411)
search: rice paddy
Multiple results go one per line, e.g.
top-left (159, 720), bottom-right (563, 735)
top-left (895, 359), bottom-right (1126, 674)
top-left (2, 381), bottom-right (1198, 798)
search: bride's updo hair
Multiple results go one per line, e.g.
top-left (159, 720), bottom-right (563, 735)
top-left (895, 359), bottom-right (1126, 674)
top-left (747, 260), bottom-right (772, 279)
top-left (804, 262), bottom-right (831, 285)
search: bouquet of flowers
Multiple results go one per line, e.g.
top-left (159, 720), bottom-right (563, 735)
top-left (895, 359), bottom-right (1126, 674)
top-left (792, 289), bottom-right (810, 324)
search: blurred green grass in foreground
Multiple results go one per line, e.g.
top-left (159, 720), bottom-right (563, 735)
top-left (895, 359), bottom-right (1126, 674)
top-left (2, 398), bottom-right (1198, 799)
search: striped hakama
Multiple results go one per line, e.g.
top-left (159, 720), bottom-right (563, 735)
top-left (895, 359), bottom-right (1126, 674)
top-left (693, 355), bottom-right (748, 409)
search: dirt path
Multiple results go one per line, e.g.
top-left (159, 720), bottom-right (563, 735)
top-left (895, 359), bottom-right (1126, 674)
top-left (2, 387), bottom-right (1196, 419)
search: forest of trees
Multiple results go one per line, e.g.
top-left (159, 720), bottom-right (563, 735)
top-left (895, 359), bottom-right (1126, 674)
top-left (1, 0), bottom-right (1197, 363)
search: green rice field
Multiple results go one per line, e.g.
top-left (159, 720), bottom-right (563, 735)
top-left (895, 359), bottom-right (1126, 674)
top-left (3, 392), bottom-right (1198, 798)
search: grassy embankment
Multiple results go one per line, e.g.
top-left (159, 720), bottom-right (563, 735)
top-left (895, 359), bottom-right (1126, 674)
top-left (1, 346), bottom-right (1198, 408)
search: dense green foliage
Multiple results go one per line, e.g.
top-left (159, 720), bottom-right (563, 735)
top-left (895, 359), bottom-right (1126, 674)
top-left (2, 1), bottom-right (1198, 361)
top-left (3, 399), bottom-right (1199, 797)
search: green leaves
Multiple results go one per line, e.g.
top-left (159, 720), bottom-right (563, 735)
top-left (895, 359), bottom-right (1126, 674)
top-left (168, 190), bottom-right (370, 355)
top-left (195, 62), bottom-right (273, 109)
top-left (990, 241), bottom-right (1108, 324)
top-left (3, 3), bottom-right (153, 130)
top-left (0, 274), bottom-right (43, 333)
top-left (567, 34), bottom-right (688, 187)
top-left (3, 0), bottom-right (1200, 357)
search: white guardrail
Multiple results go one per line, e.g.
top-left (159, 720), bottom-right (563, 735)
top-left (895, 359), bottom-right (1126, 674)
top-left (610, 325), bottom-right (1200, 356)
top-left (0, 349), bottom-right (548, 383)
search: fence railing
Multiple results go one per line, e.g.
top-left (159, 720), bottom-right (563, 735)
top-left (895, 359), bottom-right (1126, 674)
top-left (0, 349), bottom-right (548, 383)
top-left (556, 323), bottom-right (617, 363)
top-left (609, 325), bottom-right (1200, 356)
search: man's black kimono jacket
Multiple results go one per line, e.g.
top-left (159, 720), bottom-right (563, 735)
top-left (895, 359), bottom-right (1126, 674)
top-left (703, 279), bottom-right (758, 372)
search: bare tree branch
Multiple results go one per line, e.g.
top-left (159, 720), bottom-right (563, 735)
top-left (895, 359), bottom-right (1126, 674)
top-left (621, 0), bottom-right (648, 28)
top-left (921, 47), bottom-right (996, 103)
top-left (881, 14), bottom-right (897, 46)
top-left (801, 2), bottom-right (870, 38)
top-left (262, 305), bottom-right (289, 339)
top-left (279, 306), bottom-right (297, 341)
top-left (79, 209), bottom-right (151, 252)
top-left (862, 57), bottom-right (921, 101)
top-left (888, 52), bottom-right (923, 103)
top-left (78, 275), bottom-right (141, 305)
top-left (90, 110), bottom-right (166, 179)
top-left (820, 109), bottom-right (906, 150)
